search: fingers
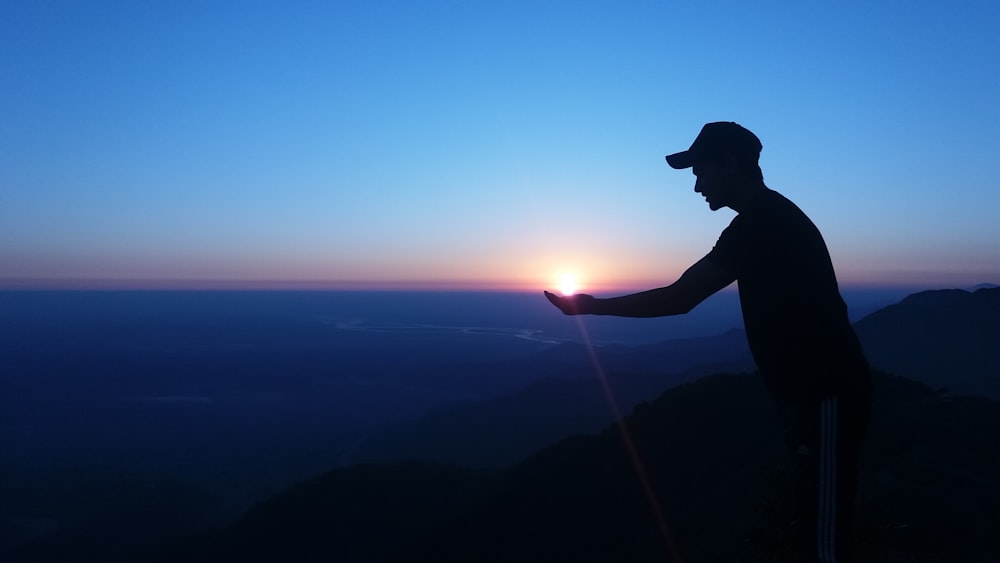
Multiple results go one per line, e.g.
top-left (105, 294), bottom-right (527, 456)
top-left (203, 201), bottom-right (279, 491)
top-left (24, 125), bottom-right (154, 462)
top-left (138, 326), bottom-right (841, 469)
top-left (543, 290), bottom-right (569, 314)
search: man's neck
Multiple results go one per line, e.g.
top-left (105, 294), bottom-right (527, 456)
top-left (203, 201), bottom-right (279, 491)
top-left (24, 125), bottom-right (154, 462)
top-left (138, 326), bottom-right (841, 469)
top-left (729, 181), bottom-right (768, 213)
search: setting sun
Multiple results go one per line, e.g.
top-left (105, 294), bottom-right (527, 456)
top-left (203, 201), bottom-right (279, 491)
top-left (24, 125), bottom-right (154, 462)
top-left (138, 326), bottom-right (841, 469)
top-left (558, 273), bottom-right (580, 296)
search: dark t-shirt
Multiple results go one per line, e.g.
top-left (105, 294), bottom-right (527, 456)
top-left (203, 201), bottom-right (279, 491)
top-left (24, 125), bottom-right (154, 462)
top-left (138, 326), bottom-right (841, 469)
top-left (706, 188), bottom-right (869, 404)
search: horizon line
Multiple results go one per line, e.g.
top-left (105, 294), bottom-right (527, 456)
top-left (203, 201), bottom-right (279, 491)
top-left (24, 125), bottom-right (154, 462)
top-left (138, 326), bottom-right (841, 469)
top-left (0, 277), bottom-right (568, 292)
top-left (1, 277), bottom-right (995, 293)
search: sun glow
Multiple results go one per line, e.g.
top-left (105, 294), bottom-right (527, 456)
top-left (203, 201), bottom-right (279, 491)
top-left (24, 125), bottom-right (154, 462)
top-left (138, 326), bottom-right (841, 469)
top-left (558, 272), bottom-right (580, 296)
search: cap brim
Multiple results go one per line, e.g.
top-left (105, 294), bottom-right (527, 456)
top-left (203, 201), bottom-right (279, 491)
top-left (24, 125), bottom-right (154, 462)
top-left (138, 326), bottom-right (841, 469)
top-left (665, 151), bottom-right (694, 169)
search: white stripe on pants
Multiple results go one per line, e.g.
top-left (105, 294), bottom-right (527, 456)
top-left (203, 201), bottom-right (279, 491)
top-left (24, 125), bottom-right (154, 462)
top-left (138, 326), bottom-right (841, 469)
top-left (818, 397), bottom-right (838, 563)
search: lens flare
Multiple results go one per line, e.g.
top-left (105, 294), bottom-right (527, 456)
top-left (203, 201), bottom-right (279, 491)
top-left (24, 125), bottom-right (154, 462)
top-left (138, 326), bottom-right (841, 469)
top-left (571, 317), bottom-right (681, 561)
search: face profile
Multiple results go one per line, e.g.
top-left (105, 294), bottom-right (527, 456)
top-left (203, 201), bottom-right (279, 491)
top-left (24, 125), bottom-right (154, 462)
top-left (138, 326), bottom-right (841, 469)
top-left (692, 159), bottom-right (751, 212)
top-left (692, 163), bottom-right (725, 211)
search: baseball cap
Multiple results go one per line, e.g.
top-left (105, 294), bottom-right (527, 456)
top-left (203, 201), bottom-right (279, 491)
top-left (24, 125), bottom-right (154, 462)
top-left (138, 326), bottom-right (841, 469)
top-left (665, 122), bottom-right (762, 169)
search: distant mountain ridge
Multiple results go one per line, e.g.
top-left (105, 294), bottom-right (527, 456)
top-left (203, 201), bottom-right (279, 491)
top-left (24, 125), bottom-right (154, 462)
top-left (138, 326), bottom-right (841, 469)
top-left (854, 286), bottom-right (1000, 397)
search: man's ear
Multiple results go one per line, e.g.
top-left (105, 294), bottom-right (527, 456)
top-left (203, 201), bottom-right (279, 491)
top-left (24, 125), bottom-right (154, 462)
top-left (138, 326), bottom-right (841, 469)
top-left (718, 155), bottom-right (754, 180)
top-left (717, 154), bottom-right (739, 177)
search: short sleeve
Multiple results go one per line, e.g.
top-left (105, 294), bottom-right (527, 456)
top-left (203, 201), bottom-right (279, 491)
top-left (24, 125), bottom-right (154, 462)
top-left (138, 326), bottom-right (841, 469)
top-left (706, 218), bottom-right (746, 275)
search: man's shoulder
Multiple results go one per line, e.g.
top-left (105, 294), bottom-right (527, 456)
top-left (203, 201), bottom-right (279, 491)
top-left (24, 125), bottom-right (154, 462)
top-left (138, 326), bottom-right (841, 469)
top-left (755, 188), bottom-right (797, 209)
top-left (749, 188), bottom-right (814, 224)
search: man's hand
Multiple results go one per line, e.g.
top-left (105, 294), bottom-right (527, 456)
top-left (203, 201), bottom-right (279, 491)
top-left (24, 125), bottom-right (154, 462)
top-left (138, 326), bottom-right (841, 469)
top-left (544, 291), bottom-right (597, 316)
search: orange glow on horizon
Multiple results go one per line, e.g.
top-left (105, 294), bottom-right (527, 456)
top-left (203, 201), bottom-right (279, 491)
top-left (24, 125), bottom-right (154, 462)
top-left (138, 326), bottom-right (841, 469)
top-left (0, 275), bottom-right (662, 293)
top-left (2, 272), bottom-right (987, 293)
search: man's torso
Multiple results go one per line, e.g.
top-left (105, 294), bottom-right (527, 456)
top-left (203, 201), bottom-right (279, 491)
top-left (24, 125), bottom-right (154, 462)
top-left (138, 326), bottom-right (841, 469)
top-left (706, 188), bottom-right (869, 403)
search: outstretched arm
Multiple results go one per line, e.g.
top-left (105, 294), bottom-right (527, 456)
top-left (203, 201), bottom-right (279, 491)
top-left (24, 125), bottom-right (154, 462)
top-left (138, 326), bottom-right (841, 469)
top-left (544, 256), bottom-right (735, 317)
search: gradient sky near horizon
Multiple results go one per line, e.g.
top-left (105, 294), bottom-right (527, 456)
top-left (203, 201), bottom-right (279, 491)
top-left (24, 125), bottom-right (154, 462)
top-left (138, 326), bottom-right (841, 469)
top-left (2, 1), bottom-right (999, 292)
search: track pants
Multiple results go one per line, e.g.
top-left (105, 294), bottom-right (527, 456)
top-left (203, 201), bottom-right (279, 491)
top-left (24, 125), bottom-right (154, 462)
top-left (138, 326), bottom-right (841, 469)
top-left (783, 391), bottom-right (870, 563)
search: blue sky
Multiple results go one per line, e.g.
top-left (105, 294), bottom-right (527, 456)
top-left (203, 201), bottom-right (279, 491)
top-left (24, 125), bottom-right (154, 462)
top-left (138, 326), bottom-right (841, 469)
top-left (2, 1), bottom-right (998, 291)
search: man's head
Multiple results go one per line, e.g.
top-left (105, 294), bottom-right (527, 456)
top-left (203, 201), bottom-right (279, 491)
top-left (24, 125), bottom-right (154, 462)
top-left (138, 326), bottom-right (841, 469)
top-left (666, 122), bottom-right (765, 212)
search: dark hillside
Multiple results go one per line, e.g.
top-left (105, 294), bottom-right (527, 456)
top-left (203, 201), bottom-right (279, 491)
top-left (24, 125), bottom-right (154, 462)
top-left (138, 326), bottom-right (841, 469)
top-left (386, 371), bottom-right (783, 563)
top-left (350, 329), bottom-right (752, 470)
top-left (148, 462), bottom-right (489, 563)
top-left (385, 372), bottom-right (1000, 563)
top-left (138, 371), bottom-right (1000, 563)
top-left (350, 373), bottom-right (682, 469)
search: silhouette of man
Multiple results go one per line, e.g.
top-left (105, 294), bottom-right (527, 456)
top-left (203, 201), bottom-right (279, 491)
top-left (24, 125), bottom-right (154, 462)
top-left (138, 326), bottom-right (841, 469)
top-left (545, 122), bottom-right (871, 563)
